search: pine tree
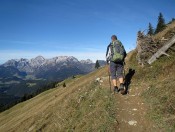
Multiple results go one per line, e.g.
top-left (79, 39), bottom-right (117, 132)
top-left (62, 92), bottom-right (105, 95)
top-left (95, 60), bottom-right (100, 69)
top-left (147, 23), bottom-right (154, 35)
top-left (155, 13), bottom-right (166, 34)
top-left (63, 82), bottom-right (66, 87)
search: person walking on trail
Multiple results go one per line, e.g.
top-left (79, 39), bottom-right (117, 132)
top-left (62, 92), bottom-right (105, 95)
top-left (106, 35), bottom-right (126, 94)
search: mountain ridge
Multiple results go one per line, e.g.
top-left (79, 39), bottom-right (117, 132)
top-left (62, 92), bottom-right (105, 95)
top-left (2, 56), bottom-right (100, 73)
top-left (1, 55), bottom-right (106, 80)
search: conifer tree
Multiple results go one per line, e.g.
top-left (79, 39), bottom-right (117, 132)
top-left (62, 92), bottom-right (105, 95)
top-left (95, 60), bottom-right (100, 69)
top-left (147, 23), bottom-right (154, 35)
top-left (155, 13), bottom-right (166, 34)
top-left (63, 82), bottom-right (66, 87)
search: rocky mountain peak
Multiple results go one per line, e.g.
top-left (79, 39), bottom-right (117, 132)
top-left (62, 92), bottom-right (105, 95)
top-left (80, 59), bottom-right (93, 64)
top-left (30, 56), bottom-right (46, 68)
top-left (58, 56), bottom-right (77, 61)
top-left (34, 56), bottom-right (45, 61)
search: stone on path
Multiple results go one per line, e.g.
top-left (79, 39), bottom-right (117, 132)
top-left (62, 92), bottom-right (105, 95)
top-left (128, 120), bottom-right (137, 126)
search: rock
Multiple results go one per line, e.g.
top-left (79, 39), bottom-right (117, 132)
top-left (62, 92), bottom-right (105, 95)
top-left (128, 120), bottom-right (137, 126)
top-left (80, 59), bottom-right (93, 64)
top-left (95, 77), bottom-right (103, 83)
top-left (96, 77), bottom-right (101, 82)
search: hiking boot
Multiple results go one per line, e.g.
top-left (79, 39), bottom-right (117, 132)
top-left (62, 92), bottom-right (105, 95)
top-left (119, 83), bottom-right (125, 95)
top-left (114, 86), bottom-right (119, 93)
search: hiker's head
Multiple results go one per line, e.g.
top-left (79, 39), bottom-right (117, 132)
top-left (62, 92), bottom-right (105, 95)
top-left (111, 35), bottom-right (117, 42)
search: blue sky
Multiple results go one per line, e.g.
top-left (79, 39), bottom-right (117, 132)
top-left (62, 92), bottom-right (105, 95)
top-left (0, 0), bottom-right (175, 64)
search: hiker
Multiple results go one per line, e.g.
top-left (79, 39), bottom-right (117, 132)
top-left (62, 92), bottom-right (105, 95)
top-left (106, 35), bottom-right (126, 94)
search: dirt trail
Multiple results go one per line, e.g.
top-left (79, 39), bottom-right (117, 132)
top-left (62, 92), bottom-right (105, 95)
top-left (114, 87), bottom-right (159, 132)
top-left (102, 77), bottom-right (161, 132)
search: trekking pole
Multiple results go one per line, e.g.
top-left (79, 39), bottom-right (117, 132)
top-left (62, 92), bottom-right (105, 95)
top-left (123, 61), bottom-right (127, 94)
top-left (107, 64), bottom-right (112, 92)
top-left (123, 62), bottom-right (126, 80)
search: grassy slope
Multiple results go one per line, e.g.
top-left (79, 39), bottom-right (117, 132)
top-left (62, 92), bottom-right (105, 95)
top-left (143, 53), bottom-right (175, 131)
top-left (0, 53), bottom-right (174, 132)
top-left (144, 21), bottom-right (175, 131)
top-left (128, 21), bottom-right (175, 131)
top-left (127, 49), bottom-right (175, 131)
top-left (0, 67), bottom-right (118, 132)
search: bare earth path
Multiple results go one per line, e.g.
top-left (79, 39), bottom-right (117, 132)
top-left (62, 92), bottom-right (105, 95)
top-left (114, 88), bottom-right (159, 132)
top-left (102, 76), bottom-right (161, 132)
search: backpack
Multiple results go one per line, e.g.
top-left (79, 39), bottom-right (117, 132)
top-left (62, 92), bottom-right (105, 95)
top-left (111, 40), bottom-right (126, 63)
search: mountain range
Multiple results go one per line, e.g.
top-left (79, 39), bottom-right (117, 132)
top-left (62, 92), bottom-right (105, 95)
top-left (1, 56), bottom-right (105, 80)
top-left (0, 56), bottom-right (105, 109)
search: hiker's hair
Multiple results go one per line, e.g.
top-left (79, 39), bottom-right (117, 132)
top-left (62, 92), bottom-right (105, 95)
top-left (111, 35), bottom-right (117, 40)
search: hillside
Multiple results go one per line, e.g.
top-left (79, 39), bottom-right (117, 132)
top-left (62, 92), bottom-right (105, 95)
top-left (0, 51), bottom-right (162, 132)
top-left (0, 49), bottom-right (174, 131)
top-left (127, 50), bottom-right (175, 131)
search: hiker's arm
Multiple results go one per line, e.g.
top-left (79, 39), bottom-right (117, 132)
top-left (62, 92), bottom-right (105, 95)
top-left (106, 44), bottom-right (110, 57)
top-left (106, 44), bottom-right (111, 64)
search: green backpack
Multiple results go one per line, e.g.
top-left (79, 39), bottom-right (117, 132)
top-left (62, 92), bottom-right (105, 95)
top-left (111, 40), bottom-right (126, 63)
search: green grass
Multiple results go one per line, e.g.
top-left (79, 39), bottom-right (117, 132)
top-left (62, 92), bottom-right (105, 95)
top-left (56, 75), bottom-right (83, 87)
top-left (125, 44), bottom-right (175, 131)
top-left (133, 49), bottom-right (175, 131)
top-left (48, 82), bottom-right (117, 131)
